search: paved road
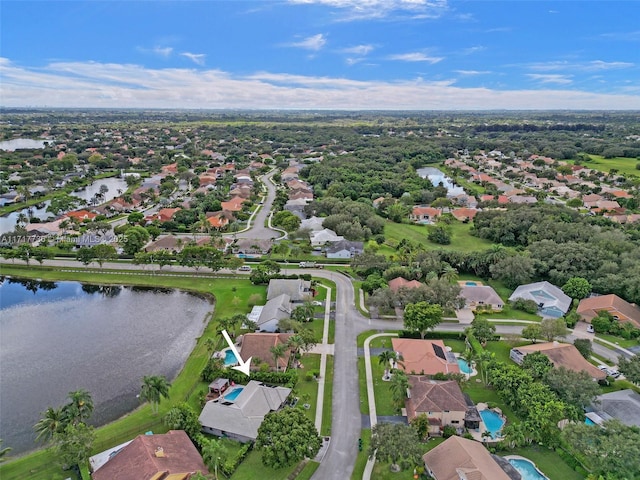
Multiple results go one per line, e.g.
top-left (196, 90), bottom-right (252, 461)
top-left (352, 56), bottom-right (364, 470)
top-left (229, 169), bottom-right (281, 241)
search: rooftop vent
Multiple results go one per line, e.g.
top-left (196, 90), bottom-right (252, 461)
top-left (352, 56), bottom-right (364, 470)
top-left (155, 446), bottom-right (165, 458)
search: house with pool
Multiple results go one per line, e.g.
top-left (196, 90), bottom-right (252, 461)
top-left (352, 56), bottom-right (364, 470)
top-left (510, 341), bottom-right (606, 380)
top-left (391, 338), bottom-right (461, 376)
top-left (198, 380), bottom-right (291, 443)
top-left (423, 435), bottom-right (521, 480)
top-left (404, 377), bottom-right (481, 437)
top-left (508, 281), bottom-right (571, 318)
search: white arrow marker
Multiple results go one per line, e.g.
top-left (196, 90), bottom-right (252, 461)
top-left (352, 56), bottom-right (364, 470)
top-left (221, 329), bottom-right (252, 376)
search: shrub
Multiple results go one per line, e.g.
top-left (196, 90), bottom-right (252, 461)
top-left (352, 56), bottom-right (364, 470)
top-left (510, 298), bottom-right (539, 314)
top-left (442, 425), bottom-right (456, 438)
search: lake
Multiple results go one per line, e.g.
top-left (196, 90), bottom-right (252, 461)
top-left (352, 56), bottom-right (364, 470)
top-left (417, 166), bottom-right (465, 196)
top-left (0, 277), bottom-right (213, 454)
top-left (0, 139), bottom-right (49, 151)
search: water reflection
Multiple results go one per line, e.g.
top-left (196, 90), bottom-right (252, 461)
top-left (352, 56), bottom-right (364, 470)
top-left (0, 279), bottom-right (213, 454)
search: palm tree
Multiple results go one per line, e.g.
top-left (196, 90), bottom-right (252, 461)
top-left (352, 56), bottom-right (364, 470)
top-left (389, 370), bottom-right (409, 409)
top-left (502, 423), bottom-right (527, 449)
top-left (0, 439), bottom-right (11, 463)
top-left (34, 406), bottom-right (67, 443)
top-left (286, 334), bottom-right (304, 357)
top-left (16, 212), bottom-right (28, 228)
top-left (64, 389), bottom-right (94, 425)
top-left (270, 344), bottom-right (286, 372)
top-left (140, 375), bottom-right (171, 414)
top-left (202, 438), bottom-right (228, 480)
top-left (378, 350), bottom-right (397, 379)
top-left (439, 263), bottom-right (458, 283)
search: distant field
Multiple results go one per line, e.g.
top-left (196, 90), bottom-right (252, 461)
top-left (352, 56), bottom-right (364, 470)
top-left (383, 220), bottom-right (493, 253)
top-left (571, 154), bottom-right (640, 176)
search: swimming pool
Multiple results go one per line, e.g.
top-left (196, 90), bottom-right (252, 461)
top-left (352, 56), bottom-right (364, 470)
top-left (465, 281), bottom-right (478, 286)
top-left (224, 387), bottom-right (244, 401)
top-left (457, 358), bottom-right (472, 374)
top-left (585, 417), bottom-right (596, 426)
top-left (224, 349), bottom-right (238, 366)
top-left (507, 457), bottom-right (549, 480)
top-left (479, 409), bottom-right (504, 439)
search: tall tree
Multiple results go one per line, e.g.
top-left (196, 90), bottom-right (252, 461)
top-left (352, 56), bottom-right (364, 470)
top-left (369, 423), bottom-right (423, 472)
top-left (545, 367), bottom-right (601, 408)
top-left (139, 375), bottom-right (171, 414)
top-left (561, 277), bottom-right (592, 300)
top-left (617, 355), bottom-right (640, 384)
top-left (53, 422), bottom-right (95, 471)
top-left (403, 301), bottom-right (443, 339)
top-left (540, 317), bottom-right (569, 342)
top-left (92, 244), bottom-right (117, 268)
top-left (34, 406), bottom-right (68, 443)
top-left (522, 323), bottom-right (543, 343)
top-left (256, 408), bottom-right (321, 469)
top-left (270, 344), bottom-right (287, 372)
top-left (470, 317), bottom-right (497, 345)
top-left (202, 438), bottom-right (227, 480)
top-left (64, 389), bottom-right (94, 425)
top-left (389, 370), bottom-right (409, 409)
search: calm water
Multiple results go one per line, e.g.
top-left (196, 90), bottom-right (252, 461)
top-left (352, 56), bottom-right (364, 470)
top-left (0, 139), bottom-right (48, 151)
top-left (479, 409), bottom-right (505, 438)
top-left (0, 201), bottom-right (52, 235)
top-left (508, 458), bottom-right (548, 480)
top-left (457, 358), bottom-right (472, 374)
top-left (417, 166), bottom-right (465, 196)
top-left (70, 177), bottom-right (128, 204)
top-left (0, 278), bottom-right (213, 454)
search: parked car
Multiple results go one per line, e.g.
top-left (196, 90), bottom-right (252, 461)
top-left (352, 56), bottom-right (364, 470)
top-left (238, 265), bottom-right (252, 272)
top-left (587, 324), bottom-right (595, 333)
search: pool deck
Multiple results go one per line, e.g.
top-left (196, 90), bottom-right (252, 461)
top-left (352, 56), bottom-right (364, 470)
top-left (470, 403), bottom-right (505, 443)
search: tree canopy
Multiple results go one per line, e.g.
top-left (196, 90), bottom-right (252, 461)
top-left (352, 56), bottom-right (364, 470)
top-left (403, 301), bottom-right (443, 339)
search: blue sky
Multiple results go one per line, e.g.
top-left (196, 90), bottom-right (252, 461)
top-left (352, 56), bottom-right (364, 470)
top-left (1, 0), bottom-right (639, 109)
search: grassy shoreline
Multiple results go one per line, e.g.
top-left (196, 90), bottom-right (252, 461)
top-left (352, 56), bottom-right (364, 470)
top-left (0, 264), bottom-right (265, 478)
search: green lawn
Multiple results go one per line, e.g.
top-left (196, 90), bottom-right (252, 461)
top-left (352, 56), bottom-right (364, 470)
top-left (462, 380), bottom-right (519, 424)
top-left (570, 154), bottom-right (640, 176)
top-left (296, 354), bottom-right (321, 424)
top-left (502, 446), bottom-right (585, 480)
top-left (230, 449), bottom-right (298, 480)
top-left (595, 333), bottom-right (640, 349)
top-left (0, 264), bottom-right (265, 479)
top-left (384, 220), bottom-right (493, 253)
top-left (358, 357), bottom-right (370, 414)
top-left (321, 355), bottom-right (334, 437)
top-left (350, 428), bottom-right (372, 480)
top-left (295, 460), bottom-right (320, 480)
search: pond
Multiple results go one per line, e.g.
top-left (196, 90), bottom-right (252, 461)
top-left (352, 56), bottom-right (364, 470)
top-left (70, 177), bottom-right (128, 204)
top-left (416, 166), bottom-right (465, 196)
top-left (0, 201), bottom-right (52, 235)
top-left (0, 277), bottom-right (213, 454)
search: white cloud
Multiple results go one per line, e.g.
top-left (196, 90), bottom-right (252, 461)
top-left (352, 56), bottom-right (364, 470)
top-left (342, 44), bottom-right (375, 55)
top-left (528, 60), bottom-right (634, 72)
top-left (388, 52), bottom-right (443, 63)
top-left (288, 0), bottom-right (448, 21)
top-left (137, 46), bottom-right (174, 57)
top-left (288, 34), bottom-right (327, 51)
top-left (460, 46), bottom-right (485, 55)
top-left (180, 52), bottom-right (206, 65)
top-left (527, 74), bottom-right (573, 85)
top-left (1, 57), bottom-right (639, 110)
top-left (455, 70), bottom-right (491, 75)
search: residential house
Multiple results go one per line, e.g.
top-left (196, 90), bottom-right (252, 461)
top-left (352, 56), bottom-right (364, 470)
top-left (221, 196), bottom-right (246, 212)
top-left (410, 206), bottom-right (441, 224)
top-left (450, 208), bottom-right (478, 222)
top-left (423, 435), bottom-right (520, 480)
top-left (206, 211), bottom-right (231, 230)
top-left (66, 209), bottom-right (97, 222)
top-left (577, 294), bottom-right (640, 329)
top-left (460, 285), bottom-right (503, 312)
top-left (199, 380), bottom-right (291, 443)
top-left (510, 342), bottom-right (606, 380)
top-left (145, 207), bottom-right (180, 223)
top-left (90, 430), bottom-right (208, 480)
top-left (284, 198), bottom-right (311, 219)
top-left (586, 389), bottom-right (640, 428)
top-left (300, 216), bottom-right (325, 232)
top-left (508, 195), bottom-right (537, 204)
top-left (508, 281), bottom-right (571, 318)
top-left (267, 278), bottom-right (312, 303)
top-left (238, 333), bottom-right (293, 371)
top-left (310, 228), bottom-right (344, 247)
top-left (388, 277), bottom-right (423, 293)
top-left (582, 193), bottom-right (603, 208)
top-left (232, 238), bottom-right (271, 255)
top-left (248, 294), bottom-right (292, 332)
top-left (391, 338), bottom-right (460, 376)
top-left (145, 235), bottom-right (184, 253)
top-left (325, 240), bottom-right (364, 259)
top-left (405, 377), bottom-right (479, 436)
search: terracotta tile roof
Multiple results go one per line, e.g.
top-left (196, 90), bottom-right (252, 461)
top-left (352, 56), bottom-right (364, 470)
top-left (239, 333), bottom-right (293, 371)
top-left (65, 210), bottom-right (97, 221)
top-left (147, 208), bottom-right (181, 223)
top-left (388, 277), bottom-right (423, 293)
top-left (513, 342), bottom-right (606, 380)
top-left (577, 294), bottom-right (640, 328)
top-left (451, 208), bottom-right (478, 221)
top-left (221, 196), bottom-right (246, 212)
top-left (92, 430), bottom-right (208, 480)
top-left (405, 377), bottom-right (467, 422)
top-left (423, 436), bottom-right (513, 480)
top-left (391, 338), bottom-right (460, 376)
